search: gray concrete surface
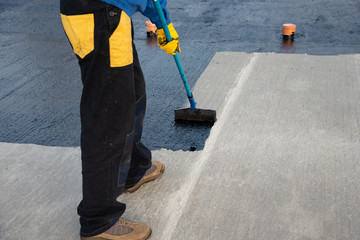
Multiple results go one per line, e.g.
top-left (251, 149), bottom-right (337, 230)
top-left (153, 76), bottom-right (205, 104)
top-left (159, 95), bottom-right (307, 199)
top-left (1, 52), bottom-right (360, 240)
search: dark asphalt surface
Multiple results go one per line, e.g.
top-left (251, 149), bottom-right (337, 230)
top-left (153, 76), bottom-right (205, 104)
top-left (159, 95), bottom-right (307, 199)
top-left (1, 0), bottom-right (360, 151)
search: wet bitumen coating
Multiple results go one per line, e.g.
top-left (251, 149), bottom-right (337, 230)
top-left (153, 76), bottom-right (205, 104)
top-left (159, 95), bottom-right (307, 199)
top-left (1, 0), bottom-right (360, 151)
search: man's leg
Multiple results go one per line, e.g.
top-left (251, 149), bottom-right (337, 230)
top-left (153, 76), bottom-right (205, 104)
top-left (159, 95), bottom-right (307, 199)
top-left (125, 43), bottom-right (152, 188)
top-left (124, 43), bottom-right (166, 192)
top-left (76, 5), bottom-right (136, 236)
top-left (61, 1), bottom-right (146, 237)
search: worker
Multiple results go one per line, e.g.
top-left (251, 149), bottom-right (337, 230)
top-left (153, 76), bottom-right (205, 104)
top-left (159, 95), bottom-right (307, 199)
top-left (59, 0), bottom-right (180, 239)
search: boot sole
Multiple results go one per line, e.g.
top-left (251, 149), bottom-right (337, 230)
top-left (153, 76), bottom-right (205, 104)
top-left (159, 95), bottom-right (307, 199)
top-left (81, 229), bottom-right (152, 240)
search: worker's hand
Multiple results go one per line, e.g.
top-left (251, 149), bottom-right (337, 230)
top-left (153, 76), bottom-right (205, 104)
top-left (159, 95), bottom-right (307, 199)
top-left (156, 23), bottom-right (181, 55)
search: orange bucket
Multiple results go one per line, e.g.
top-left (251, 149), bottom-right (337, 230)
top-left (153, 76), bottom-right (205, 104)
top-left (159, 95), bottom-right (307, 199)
top-left (282, 23), bottom-right (296, 39)
top-left (283, 23), bottom-right (296, 39)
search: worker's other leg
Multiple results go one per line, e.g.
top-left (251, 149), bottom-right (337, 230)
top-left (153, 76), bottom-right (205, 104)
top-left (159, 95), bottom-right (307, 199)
top-left (125, 41), bottom-right (153, 188)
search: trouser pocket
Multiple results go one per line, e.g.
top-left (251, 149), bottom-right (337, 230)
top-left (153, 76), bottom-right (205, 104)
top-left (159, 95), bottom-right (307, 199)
top-left (60, 13), bottom-right (95, 59)
top-left (108, 10), bottom-right (133, 67)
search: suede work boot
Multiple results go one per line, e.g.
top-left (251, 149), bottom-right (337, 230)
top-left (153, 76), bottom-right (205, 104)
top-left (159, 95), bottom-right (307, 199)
top-left (125, 161), bottom-right (165, 193)
top-left (81, 218), bottom-right (151, 240)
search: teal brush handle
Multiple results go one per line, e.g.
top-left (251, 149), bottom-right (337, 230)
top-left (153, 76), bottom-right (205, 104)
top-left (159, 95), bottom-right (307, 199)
top-left (152, 0), bottom-right (196, 109)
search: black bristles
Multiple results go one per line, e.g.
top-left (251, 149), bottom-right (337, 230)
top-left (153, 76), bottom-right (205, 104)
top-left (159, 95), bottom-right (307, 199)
top-left (174, 108), bottom-right (216, 125)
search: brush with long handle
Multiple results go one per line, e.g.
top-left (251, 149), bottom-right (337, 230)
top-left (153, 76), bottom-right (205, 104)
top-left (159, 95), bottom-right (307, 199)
top-left (153, 0), bottom-right (216, 124)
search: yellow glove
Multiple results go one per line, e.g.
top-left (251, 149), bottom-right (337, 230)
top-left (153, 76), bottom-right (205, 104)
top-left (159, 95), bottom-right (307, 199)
top-left (156, 23), bottom-right (181, 55)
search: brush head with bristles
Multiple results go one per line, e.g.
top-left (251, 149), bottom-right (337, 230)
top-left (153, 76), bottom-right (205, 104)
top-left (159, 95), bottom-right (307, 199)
top-left (174, 108), bottom-right (216, 125)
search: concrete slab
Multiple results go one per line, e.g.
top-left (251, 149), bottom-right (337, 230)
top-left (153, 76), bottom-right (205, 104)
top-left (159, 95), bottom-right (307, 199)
top-left (171, 52), bottom-right (360, 240)
top-left (0, 143), bottom-right (81, 240)
top-left (1, 52), bottom-right (360, 240)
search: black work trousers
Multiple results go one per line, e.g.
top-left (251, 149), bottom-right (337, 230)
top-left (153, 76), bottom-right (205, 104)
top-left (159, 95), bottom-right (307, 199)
top-left (60, 0), bottom-right (152, 237)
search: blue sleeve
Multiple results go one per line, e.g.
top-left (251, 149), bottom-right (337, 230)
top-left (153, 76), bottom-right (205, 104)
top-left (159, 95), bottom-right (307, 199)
top-left (97, 0), bottom-right (171, 29)
top-left (141, 0), bottom-right (171, 29)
